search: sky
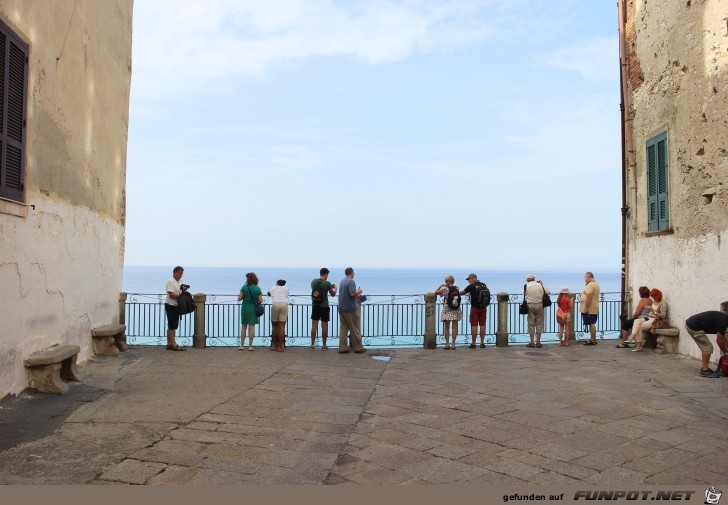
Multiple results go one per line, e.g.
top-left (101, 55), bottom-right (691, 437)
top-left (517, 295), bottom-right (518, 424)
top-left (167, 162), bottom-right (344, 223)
top-left (124, 0), bottom-right (622, 271)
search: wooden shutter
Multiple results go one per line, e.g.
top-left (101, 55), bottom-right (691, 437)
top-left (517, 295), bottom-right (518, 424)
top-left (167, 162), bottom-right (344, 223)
top-left (656, 135), bottom-right (669, 230)
top-left (0, 21), bottom-right (28, 203)
top-left (646, 132), bottom-right (668, 232)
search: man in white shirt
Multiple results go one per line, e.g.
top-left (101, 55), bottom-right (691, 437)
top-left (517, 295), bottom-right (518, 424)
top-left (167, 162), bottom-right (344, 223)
top-left (525, 274), bottom-right (550, 348)
top-left (165, 266), bottom-right (187, 351)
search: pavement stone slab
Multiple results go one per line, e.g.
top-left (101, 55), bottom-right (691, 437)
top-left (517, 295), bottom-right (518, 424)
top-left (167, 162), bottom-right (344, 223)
top-left (3, 345), bottom-right (728, 485)
top-left (97, 459), bottom-right (167, 485)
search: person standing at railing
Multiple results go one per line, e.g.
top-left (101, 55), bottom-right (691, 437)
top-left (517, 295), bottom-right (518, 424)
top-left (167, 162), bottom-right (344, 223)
top-left (310, 267), bottom-right (337, 350)
top-left (556, 288), bottom-right (573, 347)
top-left (164, 266), bottom-right (187, 351)
top-left (435, 275), bottom-right (462, 350)
top-left (338, 267), bottom-right (366, 354)
top-left (460, 273), bottom-right (489, 349)
top-left (238, 272), bottom-right (263, 351)
top-left (524, 274), bottom-right (550, 348)
top-left (268, 279), bottom-right (289, 352)
top-left (581, 272), bottom-right (601, 345)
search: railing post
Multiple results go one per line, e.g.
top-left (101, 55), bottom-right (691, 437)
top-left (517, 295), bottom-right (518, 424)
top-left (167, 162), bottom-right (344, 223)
top-left (496, 292), bottom-right (509, 347)
top-left (423, 293), bottom-right (437, 349)
top-left (568, 293), bottom-right (577, 344)
top-left (118, 292), bottom-right (129, 351)
top-left (119, 292), bottom-right (127, 325)
top-left (193, 293), bottom-right (207, 349)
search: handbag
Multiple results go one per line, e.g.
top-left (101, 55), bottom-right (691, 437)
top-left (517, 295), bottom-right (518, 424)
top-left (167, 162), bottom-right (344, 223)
top-left (247, 285), bottom-right (265, 317)
top-left (540, 282), bottom-right (552, 308)
top-left (556, 308), bottom-right (566, 325)
top-left (519, 284), bottom-right (529, 315)
top-left (718, 355), bottom-right (728, 378)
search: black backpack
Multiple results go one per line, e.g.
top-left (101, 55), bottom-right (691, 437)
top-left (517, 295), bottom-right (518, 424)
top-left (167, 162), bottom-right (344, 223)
top-left (473, 282), bottom-right (491, 307)
top-left (446, 286), bottom-right (461, 309)
top-left (311, 279), bottom-right (324, 304)
top-left (177, 291), bottom-right (196, 315)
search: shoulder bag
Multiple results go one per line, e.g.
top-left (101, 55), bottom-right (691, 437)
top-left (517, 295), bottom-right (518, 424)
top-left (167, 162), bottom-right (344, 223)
top-left (519, 284), bottom-right (529, 315)
top-left (247, 285), bottom-right (265, 317)
top-left (540, 281), bottom-right (552, 308)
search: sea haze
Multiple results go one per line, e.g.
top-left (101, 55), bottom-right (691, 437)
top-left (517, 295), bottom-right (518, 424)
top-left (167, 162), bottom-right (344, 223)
top-left (123, 266), bottom-right (622, 297)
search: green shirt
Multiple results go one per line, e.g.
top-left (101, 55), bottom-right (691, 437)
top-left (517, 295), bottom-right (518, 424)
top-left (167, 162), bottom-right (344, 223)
top-left (311, 278), bottom-right (333, 307)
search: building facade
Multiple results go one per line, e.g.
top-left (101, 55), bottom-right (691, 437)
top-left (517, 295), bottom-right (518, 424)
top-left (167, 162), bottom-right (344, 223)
top-left (0, 1), bottom-right (133, 396)
top-left (620, 0), bottom-right (727, 360)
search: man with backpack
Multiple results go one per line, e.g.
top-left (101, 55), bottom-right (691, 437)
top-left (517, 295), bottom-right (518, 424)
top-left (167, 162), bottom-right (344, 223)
top-left (310, 267), bottom-right (337, 350)
top-left (460, 274), bottom-right (490, 348)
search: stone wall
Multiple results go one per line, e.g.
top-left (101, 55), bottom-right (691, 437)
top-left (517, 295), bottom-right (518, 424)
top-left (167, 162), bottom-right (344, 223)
top-left (626, 0), bottom-right (727, 361)
top-left (0, 1), bottom-right (132, 396)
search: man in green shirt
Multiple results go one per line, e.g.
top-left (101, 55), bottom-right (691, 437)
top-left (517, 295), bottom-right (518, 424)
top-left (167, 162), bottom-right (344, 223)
top-left (311, 267), bottom-right (337, 350)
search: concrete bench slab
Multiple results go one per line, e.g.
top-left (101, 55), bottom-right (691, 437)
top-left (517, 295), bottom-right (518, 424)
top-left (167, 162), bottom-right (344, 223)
top-left (642, 327), bottom-right (680, 355)
top-left (92, 324), bottom-right (127, 356)
top-left (24, 344), bottom-right (81, 394)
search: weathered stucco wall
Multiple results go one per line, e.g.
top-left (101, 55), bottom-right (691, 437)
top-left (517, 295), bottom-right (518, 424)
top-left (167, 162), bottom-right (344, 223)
top-left (626, 0), bottom-right (728, 362)
top-left (0, 1), bottom-right (132, 397)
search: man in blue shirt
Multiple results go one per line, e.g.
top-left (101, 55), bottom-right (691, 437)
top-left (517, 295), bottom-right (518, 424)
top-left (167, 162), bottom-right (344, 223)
top-left (338, 267), bottom-right (366, 353)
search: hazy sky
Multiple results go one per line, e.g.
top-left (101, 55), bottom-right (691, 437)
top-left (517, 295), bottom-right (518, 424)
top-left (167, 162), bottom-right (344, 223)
top-left (125, 0), bottom-right (621, 270)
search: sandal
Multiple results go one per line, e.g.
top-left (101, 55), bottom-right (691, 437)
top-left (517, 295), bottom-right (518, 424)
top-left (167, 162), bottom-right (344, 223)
top-left (468, 344), bottom-right (477, 349)
top-left (631, 347), bottom-right (644, 352)
top-left (536, 343), bottom-right (542, 348)
top-left (583, 340), bottom-right (597, 346)
top-left (443, 345), bottom-right (451, 350)
top-left (166, 345), bottom-right (186, 351)
top-left (322, 346), bottom-right (328, 351)
top-left (480, 343), bottom-right (485, 348)
top-left (526, 343), bottom-right (535, 348)
top-left (248, 347), bottom-right (254, 351)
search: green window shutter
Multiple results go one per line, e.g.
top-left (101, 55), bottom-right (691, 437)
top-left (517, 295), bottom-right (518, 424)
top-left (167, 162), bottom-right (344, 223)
top-left (0, 21), bottom-right (28, 203)
top-left (646, 141), bottom-right (658, 231)
top-left (646, 132), bottom-right (668, 231)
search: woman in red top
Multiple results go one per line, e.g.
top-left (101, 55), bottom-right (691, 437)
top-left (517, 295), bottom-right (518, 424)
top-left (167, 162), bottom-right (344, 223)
top-left (556, 288), bottom-right (573, 346)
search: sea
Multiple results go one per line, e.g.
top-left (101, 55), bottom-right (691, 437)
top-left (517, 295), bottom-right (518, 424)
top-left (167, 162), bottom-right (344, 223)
top-left (123, 266), bottom-right (622, 297)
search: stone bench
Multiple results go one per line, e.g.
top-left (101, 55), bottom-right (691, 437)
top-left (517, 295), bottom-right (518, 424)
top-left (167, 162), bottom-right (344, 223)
top-left (92, 323), bottom-right (127, 357)
top-left (24, 344), bottom-right (81, 394)
top-left (642, 327), bottom-right (680, 354)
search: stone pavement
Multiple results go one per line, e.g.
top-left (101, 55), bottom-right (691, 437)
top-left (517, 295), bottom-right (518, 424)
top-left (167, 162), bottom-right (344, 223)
top-left (0, 341), bottom-right (727, 485)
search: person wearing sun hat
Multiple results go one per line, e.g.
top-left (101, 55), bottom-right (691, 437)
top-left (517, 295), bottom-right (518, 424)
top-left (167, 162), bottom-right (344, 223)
top-left (556, 288), bottom-right (573, 346)
top-left (525, 274), bottom-right (550, 348)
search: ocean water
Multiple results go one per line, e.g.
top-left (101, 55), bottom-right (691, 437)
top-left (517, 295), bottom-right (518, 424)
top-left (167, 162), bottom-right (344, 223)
top-left (123, 266), bottom-right (622, 297)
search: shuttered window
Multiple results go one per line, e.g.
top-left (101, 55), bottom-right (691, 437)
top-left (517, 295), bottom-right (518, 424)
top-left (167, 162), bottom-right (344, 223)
top-left (646, 132), bottom-right (669, 231)
top-left (0, 20), bottom-right (28, 203)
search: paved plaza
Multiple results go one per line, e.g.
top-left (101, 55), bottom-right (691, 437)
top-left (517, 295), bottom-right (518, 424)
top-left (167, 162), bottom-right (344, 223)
top-left (0, 341), bottom-right (726, 485)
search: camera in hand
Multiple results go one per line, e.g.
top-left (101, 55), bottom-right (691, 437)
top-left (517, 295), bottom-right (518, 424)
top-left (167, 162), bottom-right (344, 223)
top-left (181, 284), bottom-right (190, 291)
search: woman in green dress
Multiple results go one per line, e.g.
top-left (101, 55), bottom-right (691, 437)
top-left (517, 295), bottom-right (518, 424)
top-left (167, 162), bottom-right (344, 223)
top-left (238, 272), bottom-right (263, 351)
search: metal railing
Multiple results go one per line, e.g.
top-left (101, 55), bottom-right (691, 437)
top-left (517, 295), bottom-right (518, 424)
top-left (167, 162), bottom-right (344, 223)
top-left (123, 292), bottom-right (625, 348)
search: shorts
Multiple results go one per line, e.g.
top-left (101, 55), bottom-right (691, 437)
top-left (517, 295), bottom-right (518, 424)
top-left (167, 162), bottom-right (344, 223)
top-left (582, 313), bottom-right (598, 326)
top-left (621, 317), bottom-right (637, 332)
top-left (527, 304), bottom-right (545, 332)
top-left (469, 306), bottom-right (487, 326)
top-left (311, 305), bottom-right (331, 322)
top-left (685, 324), bottom-right (714, 354)
top-left (165, 303), bottom-right (180, 330)
top-left (271, 302), bottom-right (288, 322)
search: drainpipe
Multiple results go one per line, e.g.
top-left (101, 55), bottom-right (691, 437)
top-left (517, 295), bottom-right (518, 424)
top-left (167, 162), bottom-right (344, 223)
top-left (617, 0), bottom-right (636, 317)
